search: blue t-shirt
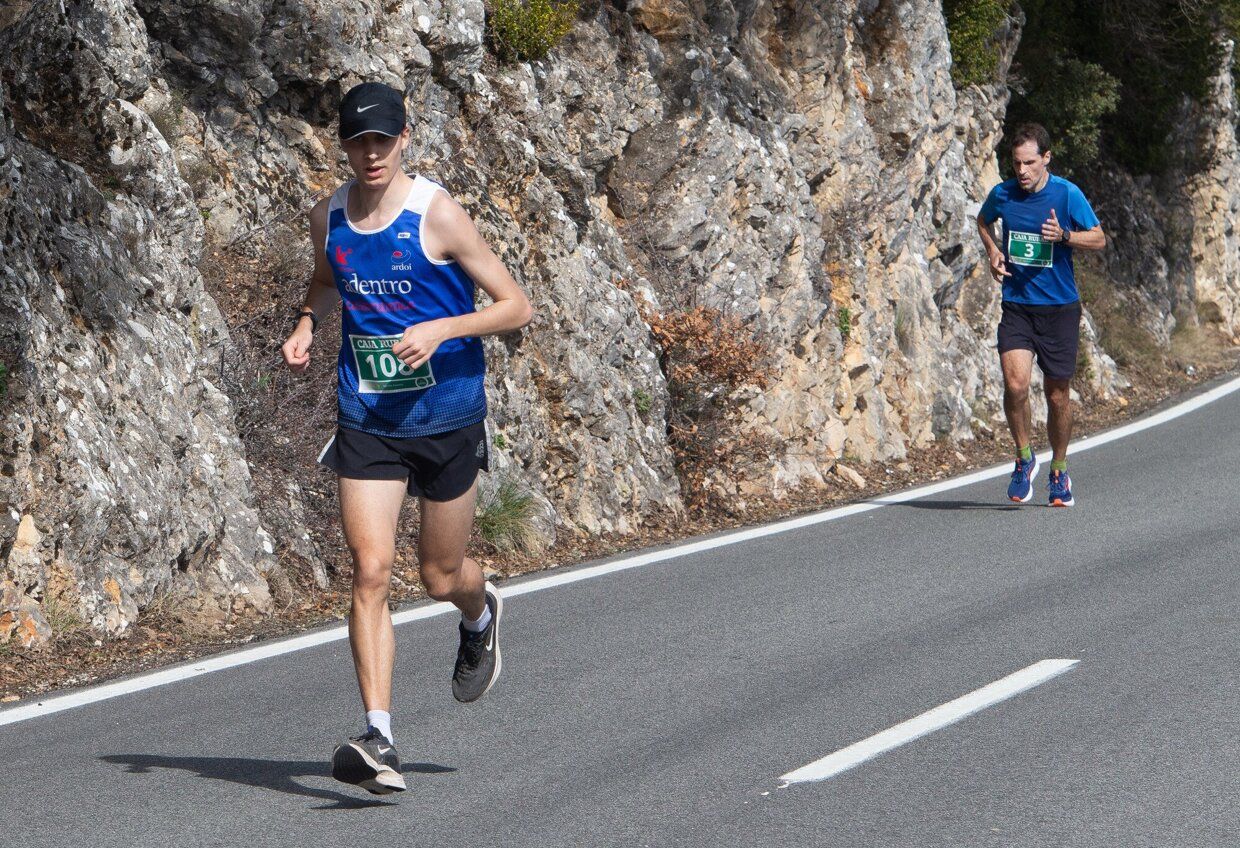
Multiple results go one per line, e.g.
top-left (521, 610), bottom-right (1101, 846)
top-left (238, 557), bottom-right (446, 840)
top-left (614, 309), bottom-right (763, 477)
top-left (979, 174), bottom-right (1100, 306)
top-left (324, 175), bottom-right (487, 438)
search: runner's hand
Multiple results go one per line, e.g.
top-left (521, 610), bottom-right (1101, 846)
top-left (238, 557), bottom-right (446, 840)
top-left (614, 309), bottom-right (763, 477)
top-left (282, 327), bottom-right (313, 374)
top-left (989, 250), bottom-right (1012, 281)
top-left (1041, 208), bottom-right (1064, 242)
top-left (392, 320), bottom-right (446, 371)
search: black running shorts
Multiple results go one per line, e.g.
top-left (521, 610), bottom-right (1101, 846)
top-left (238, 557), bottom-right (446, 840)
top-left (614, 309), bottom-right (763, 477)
top-left (997, 301), bottom-right (1082, 381)
top-left (318, 420), bottom-right (489, 502)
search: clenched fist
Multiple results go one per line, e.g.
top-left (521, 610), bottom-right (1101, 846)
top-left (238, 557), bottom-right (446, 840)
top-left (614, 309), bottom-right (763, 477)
top-left (282, 324), bottom-right (314, 374)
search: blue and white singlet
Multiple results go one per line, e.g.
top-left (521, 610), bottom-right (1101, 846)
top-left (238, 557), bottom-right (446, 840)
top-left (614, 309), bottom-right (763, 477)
top-left (325, 175), bottom-right (486, 438)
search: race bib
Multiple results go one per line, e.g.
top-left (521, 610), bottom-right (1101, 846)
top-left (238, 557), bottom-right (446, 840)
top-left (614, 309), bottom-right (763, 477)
top-left (349, 334), bottom-right (436, 393)
top-left (1008, 231), bottom-right (1053, 268)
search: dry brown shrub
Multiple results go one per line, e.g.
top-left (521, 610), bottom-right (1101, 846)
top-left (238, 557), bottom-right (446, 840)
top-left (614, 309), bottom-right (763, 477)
top-left (625, 285), bottom-right (773, 512)
top-left (198, 220), bottom-right (343, 600)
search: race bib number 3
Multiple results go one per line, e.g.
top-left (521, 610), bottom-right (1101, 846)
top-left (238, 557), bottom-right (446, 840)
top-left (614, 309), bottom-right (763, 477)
top-left (1008, 231), bottom-right (1053, 268)
top-left (349, 335), bottom-right (436, 393)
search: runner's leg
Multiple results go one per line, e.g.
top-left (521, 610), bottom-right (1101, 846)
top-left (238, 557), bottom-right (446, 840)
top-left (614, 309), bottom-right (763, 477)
top-left (1001, 348), bottom-right (1035, 451)
top-left (340, 476), bottom-right (407, 715)
top-left (418, 479), bottom-right (486, 620)
top-left (1045, 377), bottom-right (1072, 464)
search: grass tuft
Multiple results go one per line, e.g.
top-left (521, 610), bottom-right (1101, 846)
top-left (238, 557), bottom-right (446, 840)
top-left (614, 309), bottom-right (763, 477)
top-left (476, 480), bottom-right (539, 553)
top-left (42, 595), bottom-right (86, 638)
top-left (633, 388), bottom-right (652, 416)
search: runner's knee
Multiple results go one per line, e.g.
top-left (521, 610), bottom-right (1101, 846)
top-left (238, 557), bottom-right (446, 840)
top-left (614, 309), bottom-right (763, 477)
top-left (1046, 381), bottom-right (1072, 406)
top-left (351, 552), bottom-right (393, 600)
top-left (418, 560), bottom-right (463, 601)
top-left (1004, 380), bottom-right (1030, 403)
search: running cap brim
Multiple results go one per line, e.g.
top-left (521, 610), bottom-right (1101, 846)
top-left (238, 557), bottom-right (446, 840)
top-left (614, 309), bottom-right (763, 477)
top-left (338, 82), bottom-right (407, 140)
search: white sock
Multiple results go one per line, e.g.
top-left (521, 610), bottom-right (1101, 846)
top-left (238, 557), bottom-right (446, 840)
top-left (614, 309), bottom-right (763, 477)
top-left (462, 604), bottom-right (492, 633)
top-left (366, 709), bottom-right (393, 744)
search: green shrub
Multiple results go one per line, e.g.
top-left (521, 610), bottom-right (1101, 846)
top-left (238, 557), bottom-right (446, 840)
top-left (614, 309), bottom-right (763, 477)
top-left (633, 389), bottom-right (652, 416)
top-left (1010, 56), bottom-right (1120, 175)
top-left (0, 363), bottom-right (8, 398)
top-left (488, 0), bottom-right (578, 62)
top-left (1007, 0), bottom-right (1235, 175)
top-left (944, 0), bottom-right (1010, 87)
top-left (1226, 0), bottom-right (1240, 41)
top-left (476, 480), bottom-right (538, 553)
top-left (837, 306), bottom-right (852, 340)
top-left (492, 432), bottom-right (509, 450)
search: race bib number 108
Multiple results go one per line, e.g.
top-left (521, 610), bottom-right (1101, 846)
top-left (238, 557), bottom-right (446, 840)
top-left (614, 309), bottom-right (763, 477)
top-left (350, 335), bottom-right (436, 393)
top-left (1008, 231), bottom-right (1053, 268)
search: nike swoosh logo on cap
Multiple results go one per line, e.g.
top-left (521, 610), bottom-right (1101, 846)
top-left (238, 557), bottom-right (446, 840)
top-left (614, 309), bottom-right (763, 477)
top-left (356, 104), bottom-right (379, 113)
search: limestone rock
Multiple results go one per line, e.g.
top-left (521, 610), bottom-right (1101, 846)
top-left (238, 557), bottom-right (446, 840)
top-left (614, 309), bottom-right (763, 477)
top-left (0, 3), bottom-right (277, 640)
top-left (834, 463), bottom-right (866, 490)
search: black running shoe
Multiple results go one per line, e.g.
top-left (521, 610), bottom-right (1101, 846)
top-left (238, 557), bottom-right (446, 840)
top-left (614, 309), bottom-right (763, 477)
top-left (452, 581), bottom-right (503, 703)
top-left (331, 728), bottom-right (406, 794)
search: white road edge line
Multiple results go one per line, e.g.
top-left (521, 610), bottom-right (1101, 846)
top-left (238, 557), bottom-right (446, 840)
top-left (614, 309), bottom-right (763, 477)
top-left (779, 659), bottom-right (1079, 786)
top-left (2, 375), bottom-right (1237, 728)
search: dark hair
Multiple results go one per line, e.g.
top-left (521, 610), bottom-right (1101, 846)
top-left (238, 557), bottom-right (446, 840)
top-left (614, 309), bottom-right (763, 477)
top-left (1009, 123), bottom-right (1051, 155)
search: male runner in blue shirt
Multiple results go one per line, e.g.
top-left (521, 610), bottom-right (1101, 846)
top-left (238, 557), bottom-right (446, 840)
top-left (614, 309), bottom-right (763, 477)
top-left (977, 123), bottom-right (1106, 507)
top-left (281, 82), bottom-right (533, 794)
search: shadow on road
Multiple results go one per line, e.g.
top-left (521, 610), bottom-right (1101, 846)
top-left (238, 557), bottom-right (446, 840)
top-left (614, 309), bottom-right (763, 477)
top-left (876, 499), bottom-right (1022, 511)
top-left (100, 754), bottom-right (455, 808)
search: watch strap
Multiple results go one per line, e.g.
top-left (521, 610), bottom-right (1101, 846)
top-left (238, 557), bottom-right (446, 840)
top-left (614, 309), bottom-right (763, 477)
top-left (296, 309), bottom-right (319, 332)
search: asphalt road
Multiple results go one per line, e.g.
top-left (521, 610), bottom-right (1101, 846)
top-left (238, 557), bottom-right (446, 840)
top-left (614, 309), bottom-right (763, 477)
top-left (2, 378), bottom-right (1238, 847)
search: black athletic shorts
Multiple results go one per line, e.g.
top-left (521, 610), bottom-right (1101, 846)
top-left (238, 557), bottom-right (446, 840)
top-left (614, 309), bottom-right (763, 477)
top-left (997, 300), bottom-right (1082, 381)
top-left (317, 420), bottom-right (489, 501)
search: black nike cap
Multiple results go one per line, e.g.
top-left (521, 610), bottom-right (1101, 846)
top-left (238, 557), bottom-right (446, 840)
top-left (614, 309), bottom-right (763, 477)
top-left (338, 82), bottom-right (407, 140)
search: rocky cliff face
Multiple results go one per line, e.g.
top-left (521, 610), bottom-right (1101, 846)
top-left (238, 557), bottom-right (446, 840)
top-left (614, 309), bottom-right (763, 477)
top-left (1, 1), bottom-right (1235, 644)
top-left (1093, 38), bottom-right (1240, 345)
top-left (0, 1), bottom-right (278, 646)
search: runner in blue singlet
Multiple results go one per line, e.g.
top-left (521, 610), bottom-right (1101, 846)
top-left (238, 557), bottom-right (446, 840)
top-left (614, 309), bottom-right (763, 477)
top-left (281, 82), bottom-right (533, 795)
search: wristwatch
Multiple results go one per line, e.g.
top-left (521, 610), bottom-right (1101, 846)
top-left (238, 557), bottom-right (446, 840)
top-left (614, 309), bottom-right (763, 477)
top-left (1060, 228), bottom-right (1071, 245)
top-left (296, 309), bottom-right (319, 332)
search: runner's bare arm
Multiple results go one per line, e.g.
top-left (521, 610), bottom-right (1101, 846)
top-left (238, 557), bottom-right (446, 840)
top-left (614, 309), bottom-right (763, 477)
top-left (1040, 210), bottom-right (1106, 251)
top-left (1066, 224), bottom-right (1106, 251)
top-left (281, 198), bottom-right (341, 373)
top-left (977, 213), bottom-right (1012, 281)
top-left (392, 192), bottom-right (533, 370)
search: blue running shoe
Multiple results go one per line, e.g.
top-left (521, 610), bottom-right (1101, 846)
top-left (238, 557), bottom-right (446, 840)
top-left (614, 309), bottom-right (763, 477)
top-left (1047, 469), bottom-right (1074, 507)
top-left (1007, 454), bottom-right (1038, 502)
